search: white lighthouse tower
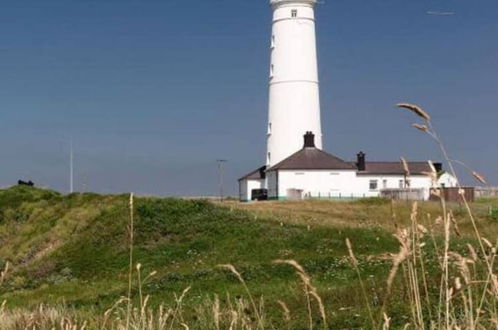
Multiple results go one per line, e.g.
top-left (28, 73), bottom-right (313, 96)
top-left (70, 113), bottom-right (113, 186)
top-left (266, 0), bottom-right (322, 167)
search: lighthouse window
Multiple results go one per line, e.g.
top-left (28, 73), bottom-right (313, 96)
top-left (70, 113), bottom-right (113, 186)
top-left (270, 64), bottom-right (274, 77)
top-left (291, 9), bottom-right (298, 18)
top-left (271, 35), bottom-right (275, 48)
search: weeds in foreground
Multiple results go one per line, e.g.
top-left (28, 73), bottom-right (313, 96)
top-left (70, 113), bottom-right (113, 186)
top-left (0, 103), bottom-right (497, 329)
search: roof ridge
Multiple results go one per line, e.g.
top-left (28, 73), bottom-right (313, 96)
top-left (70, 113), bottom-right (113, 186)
top-left (267, 147), bottom-right (356, 171)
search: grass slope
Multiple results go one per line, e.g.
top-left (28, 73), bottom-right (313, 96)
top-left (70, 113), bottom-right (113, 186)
top-left (0, 186), bottom-right (496, 328)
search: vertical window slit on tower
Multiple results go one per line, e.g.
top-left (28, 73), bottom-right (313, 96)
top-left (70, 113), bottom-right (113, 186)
top-left (291, 9), bottom-right (298, 18)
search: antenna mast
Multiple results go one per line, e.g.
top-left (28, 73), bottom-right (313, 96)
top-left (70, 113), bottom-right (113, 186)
top-left (70, 140), bottom-right (74, 193)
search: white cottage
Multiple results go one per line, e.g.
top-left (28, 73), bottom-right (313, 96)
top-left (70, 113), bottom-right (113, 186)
top-left (239, 132), bottom-right (453, 202)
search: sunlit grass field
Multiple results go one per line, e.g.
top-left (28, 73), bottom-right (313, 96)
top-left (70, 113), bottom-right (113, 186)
top-left (0, 186), bottom-right (497, 328)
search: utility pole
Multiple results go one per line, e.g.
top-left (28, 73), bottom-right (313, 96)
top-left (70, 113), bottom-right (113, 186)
top-left (69, 140), bottom-right (74, 193)
top-left (216, 159), bottom-right (227, 201)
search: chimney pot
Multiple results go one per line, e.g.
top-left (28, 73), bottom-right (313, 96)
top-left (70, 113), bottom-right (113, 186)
top-left (357, 152), bottom-right (366, 171)
top-left (303, 132), bottom-right (316, 148)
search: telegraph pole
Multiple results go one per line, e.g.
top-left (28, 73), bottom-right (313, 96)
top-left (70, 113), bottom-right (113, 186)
top-left (69, 139), bottom-right (74, 193)
top-left (217, 159), bottom-right (227, 201)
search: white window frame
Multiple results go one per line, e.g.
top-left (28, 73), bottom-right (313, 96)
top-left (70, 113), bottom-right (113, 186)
top-left (369, 180), bottom-right (378, 191)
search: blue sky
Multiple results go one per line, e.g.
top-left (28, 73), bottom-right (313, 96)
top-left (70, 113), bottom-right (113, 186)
top-left (0, 0), bottom-right (496, 196)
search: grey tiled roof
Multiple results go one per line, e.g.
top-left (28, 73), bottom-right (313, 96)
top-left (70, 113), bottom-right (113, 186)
top-left (356, 162), bottom-right (432, 175)
top-left (267, 148), bottom-right (356, 171)
top-left (238, 165), bottom-right (267, 181)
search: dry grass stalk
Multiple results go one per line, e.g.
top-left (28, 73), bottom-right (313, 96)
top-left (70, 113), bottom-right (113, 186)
top-left (217, 264), bottom-right (263, 329)
top-left (412, 123), bottom-right (429, 132)
top-left (309, 290), bottom-right (327, 328)
top-left (400, 157), bottom-right (410, 177)
top-left (276, 300), bottom-right (291, 322)
top-left (273, 260), bottom-right (313, 329)
top-left (273, 259), bottom-right (327, 329)
top-left (346, 238), bottom-right (358, 267)
top-left (344, 239), bottom-right (375, 327)
top-left (386, 229), bottom-right (411, 295)
top-left (472, 171), bottom-right (487, 184)
top-left (467, 244), bottom-right (478, 262)
top-left (126, 192), bottom-right (134, 330)
top-left (0, 261), bottom-right (9, 285)
top-left (397, 103), bottom-right (431, 121)
top-left (382, 313), bottom-right (391, 330)
top-left (213, 294), bottom-right (221, 330)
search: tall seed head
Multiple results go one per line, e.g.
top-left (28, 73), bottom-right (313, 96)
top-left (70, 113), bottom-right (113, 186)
top-left (397, 103), bottom-right (431, 121)
top-left (412, 123), bottom-right (429, 132)
top-left (472, 171), bottom-right (487, 184)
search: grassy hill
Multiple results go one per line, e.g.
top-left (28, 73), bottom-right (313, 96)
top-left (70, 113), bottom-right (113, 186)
top-left (0, 186), bottom-right (496, 329)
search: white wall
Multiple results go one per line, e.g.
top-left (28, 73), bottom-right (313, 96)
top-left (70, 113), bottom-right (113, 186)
top-left (355, 174), bottom-right (433, 200)
top-left (267, 170), bottom-right (433, 200)
top-left (266, 0), bottom-right (322, 166)
top-left (239, 179), bottom-right (265, 202)
top-left (437, 172), bottom-right (458, 188)
top-left (273, 170), bottom-right (357, 198)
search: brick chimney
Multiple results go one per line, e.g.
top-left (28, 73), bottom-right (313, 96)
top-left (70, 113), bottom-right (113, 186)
top-left (303, 131), bottom-right (316, 148)
top-left (357, 152), bottom-right (366, 171)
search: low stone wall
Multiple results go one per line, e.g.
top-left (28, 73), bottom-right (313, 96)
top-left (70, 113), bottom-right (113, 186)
top-left (475, 187), bottom-right (498, 198)
top-left (380, 188), bottom-right (426, 201)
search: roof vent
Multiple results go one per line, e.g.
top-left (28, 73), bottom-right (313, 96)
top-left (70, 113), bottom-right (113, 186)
top-left (303, 131), bottom-right (315, 148)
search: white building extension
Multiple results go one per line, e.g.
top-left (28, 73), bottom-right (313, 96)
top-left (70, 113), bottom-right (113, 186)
top-left (437, 172), bottom-right (459, 188)
top-left (267, 0), bottom-right (322, 167)
top-left (238, 167), bottom-right (266, 202)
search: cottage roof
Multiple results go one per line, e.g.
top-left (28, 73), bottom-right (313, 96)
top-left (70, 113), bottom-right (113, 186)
top-left (238, 165), bottom-right (267, 181)
top-left (267, 147), bottom-right (356, 171)
top-left (355, 162), bottom-right (432, 175)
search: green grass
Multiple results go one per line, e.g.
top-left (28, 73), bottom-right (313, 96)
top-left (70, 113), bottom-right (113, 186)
top-left (0, 186), bottom-right (493, 328)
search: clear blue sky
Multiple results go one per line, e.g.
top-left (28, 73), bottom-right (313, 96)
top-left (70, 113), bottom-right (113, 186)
top-left (1, 0), bottom-right (496, 196)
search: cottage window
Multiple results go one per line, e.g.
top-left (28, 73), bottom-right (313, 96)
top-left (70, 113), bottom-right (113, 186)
top-left (369, 180), bottom-right (378, 190)
top-left (383, 179), bottom-right (387, 189)
top-left (291, 9), bottom-right (298, 18)
top-left (399, 180), bottom-right (404, 188)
